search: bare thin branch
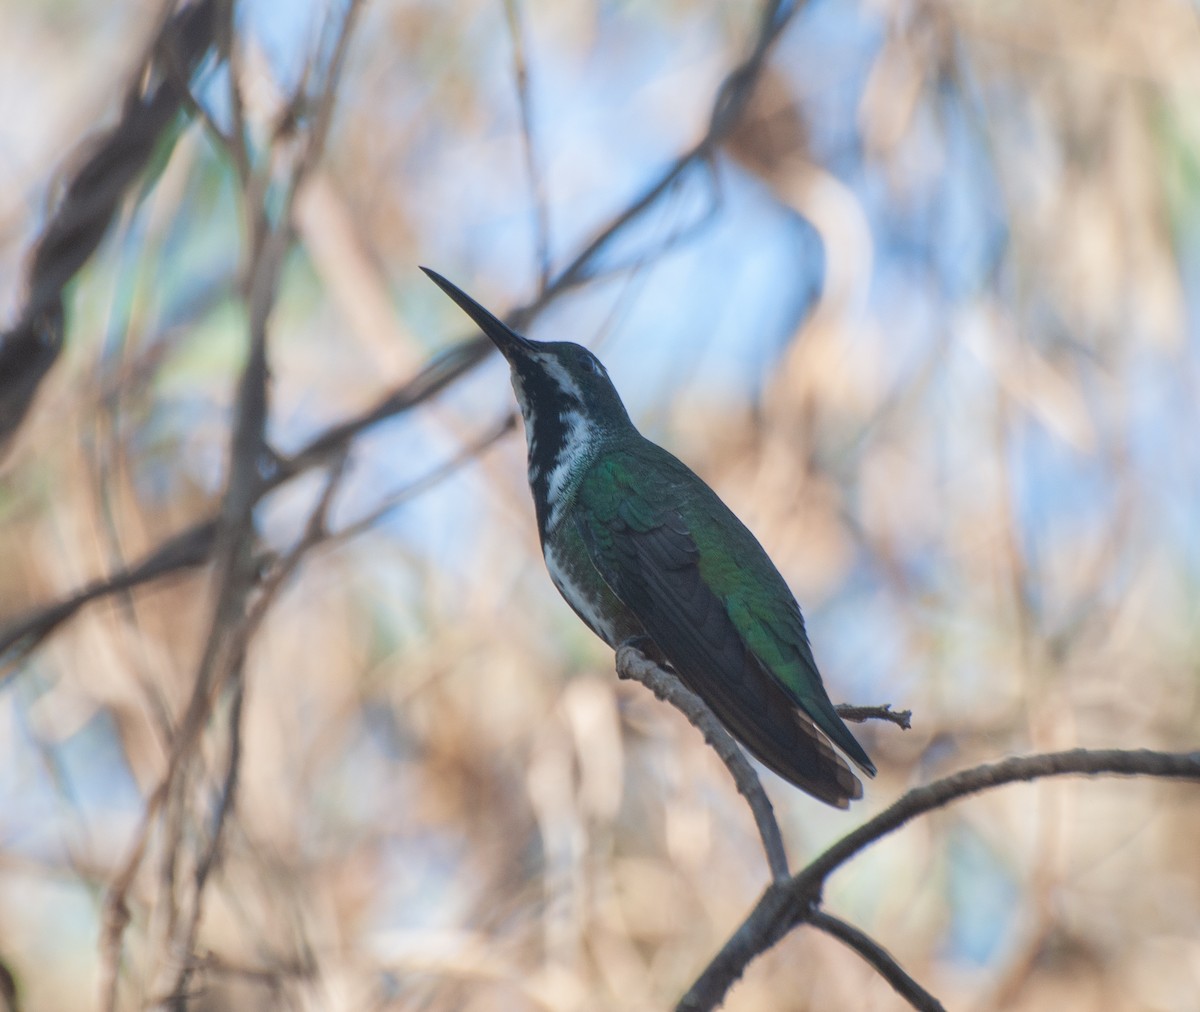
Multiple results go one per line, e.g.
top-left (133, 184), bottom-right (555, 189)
top-left (553, 0), bottom-right (799, 294)
top-left (835, 703), bottom-right (913, 730)
top-left (328, 415), bottom-right (515, 545)
top-left (0, 521), bottom-right (217, 671)
top-left (681, 748), bottom-right (1200, 1010)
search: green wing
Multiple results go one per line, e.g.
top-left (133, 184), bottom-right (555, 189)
top-left (576, 442), bottom-right (874, 806)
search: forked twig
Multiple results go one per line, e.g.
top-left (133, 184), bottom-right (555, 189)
top-left (681, 748), bottom-right (1200, 1011)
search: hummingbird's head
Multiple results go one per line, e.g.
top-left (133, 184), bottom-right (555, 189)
top-left (422, 268), bottom-right (629, 421)
top-left (424, 268), bottom-right (634, 527)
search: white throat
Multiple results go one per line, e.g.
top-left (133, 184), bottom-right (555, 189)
top-left (511, 356), bottom-right (599, 531)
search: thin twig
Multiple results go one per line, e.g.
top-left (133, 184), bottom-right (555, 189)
top-left (835, 703), bottom-right (912, 730)
top-left (807, 909), bottom-right (946, 1012)
top-left (159, 2), bottom-right (367, 1000)
top-left (0, 521), bottom-right (217, 672)
top-left (100, 782), bottom-right (168, 1012)
top-left (553, 0), bottom-right (798, 294)
top-left (167, 458), bottom-right (349, 1007)
top-left (0, 409), bottom-right (513, 673)
top-left (502, 0), bottom-right (553, 291)
top-left (106, 6), bottom-right (369, 1006)
top-left (328, 415), bottom-right (516, 545)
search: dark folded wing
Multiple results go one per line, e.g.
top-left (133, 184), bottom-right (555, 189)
top-left (577, 505), bottom-right (862, 807)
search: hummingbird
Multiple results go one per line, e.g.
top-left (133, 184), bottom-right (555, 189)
top-left (423, 268), bottom-right (875, 807)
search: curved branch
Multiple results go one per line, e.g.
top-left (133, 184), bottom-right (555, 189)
top-left (801, 749), bottom-right (1200, 890)
top-left (681, 748), bottom-right (1200, 1010)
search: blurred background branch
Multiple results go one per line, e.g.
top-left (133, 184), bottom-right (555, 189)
top-left (0, 0), bottom-right (221, 458)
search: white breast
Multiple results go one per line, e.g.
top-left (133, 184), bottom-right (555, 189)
top-left (542, 540), bottom-right (617, 645)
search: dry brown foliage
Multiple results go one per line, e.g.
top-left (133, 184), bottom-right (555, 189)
top-left (1, 1), bottom-right (1198, 1010)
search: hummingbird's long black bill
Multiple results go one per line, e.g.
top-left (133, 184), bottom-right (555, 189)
top-left (421, 267), bottom-right (536, 357)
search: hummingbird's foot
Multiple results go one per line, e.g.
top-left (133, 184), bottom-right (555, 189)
top-left (617, 635), bottom-right (668, 667)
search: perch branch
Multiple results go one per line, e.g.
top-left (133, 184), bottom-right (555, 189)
top-left (616, 643), bottom-right (790, 882)
top-left (681, 748), bottom-right (1200, 1011)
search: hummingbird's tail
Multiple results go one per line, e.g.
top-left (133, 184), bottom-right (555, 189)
top-left (669, 646), bottom-right (865, 807)
top-left (712, 678), bottom-right (865, 807)
top-left (770, 711), bottom-right (864, 807)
